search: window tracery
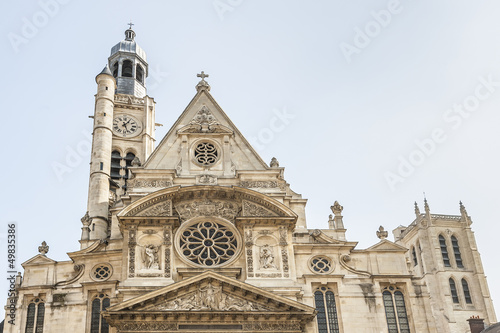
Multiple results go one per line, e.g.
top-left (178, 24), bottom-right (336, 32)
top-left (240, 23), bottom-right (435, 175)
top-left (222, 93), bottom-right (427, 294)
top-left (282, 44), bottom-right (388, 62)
top-left (382, 286), bottom-right (410, 333)
top-left (314, 286), bottom-right (340, 333)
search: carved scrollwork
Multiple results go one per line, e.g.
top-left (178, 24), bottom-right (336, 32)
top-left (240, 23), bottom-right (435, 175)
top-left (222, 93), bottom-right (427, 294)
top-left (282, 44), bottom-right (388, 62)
top-left (115, 322), bottom-right (177, 331)
top-left (174, 199), bottom-right (240, 221)
top-left (127, 179), bottom-right (172, 189)
top-left (242, 201), bottom-right (278, 217)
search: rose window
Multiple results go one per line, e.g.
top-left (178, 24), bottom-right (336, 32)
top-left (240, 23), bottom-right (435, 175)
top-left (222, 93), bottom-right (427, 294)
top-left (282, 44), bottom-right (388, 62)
top-left (194, 142), bottom-right (218, 166)
top-left (179, 220), bottom-right (239, 267)
top-left (310, 256), bottom-right (332, 274)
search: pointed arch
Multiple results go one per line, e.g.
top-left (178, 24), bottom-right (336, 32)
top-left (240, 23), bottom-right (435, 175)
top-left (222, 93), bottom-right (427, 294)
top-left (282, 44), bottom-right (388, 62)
top-left (451, 235), bottom-right (463, 268)
top-left (449, 278), bottom-right (459, 304)
top-left (461, 278), bottom-right (472, 304)
top-left (439, 235), bottom-right (451, 267)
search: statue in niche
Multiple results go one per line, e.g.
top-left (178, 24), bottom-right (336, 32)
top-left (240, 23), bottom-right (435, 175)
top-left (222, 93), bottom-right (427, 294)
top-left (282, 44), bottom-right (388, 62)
top-left (140, 244), bottom-right (159, 269)
top-left (259, 244), bottom-right (277, 269)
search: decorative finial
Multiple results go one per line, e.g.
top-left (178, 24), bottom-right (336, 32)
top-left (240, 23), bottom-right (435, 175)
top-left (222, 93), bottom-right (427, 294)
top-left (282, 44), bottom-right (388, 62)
top-left (414, 201), bottom-right (421, 217)
top-left (376, 226), bottom-right (388, 240)
top-left (270, 157), bottom-right (279, 168)
top-left (459, 201), bottom-right (470, 225)
top-left (38, 241), bottom-right (49, 255)
top-left (196, 71), bottom-right (211, 91)
top-left (330, 201), bottom-right (343, 216)
top-left (328, 214), bottom-right (334, 229)
top-left (128, 21), bottom-right (134, 30)
top-left (423, 194), bottom-right (430, 215)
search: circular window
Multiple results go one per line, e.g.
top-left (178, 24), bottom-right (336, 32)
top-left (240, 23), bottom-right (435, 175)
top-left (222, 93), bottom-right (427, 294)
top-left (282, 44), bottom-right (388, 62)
top-left (194, 142), bottom-right (218, 166)
top-left (176, 218), bottom-right (241, 268)
top-left (91, 263), bottom-right (113, 281)
top-left (309, 256), bottom-right (333, 274)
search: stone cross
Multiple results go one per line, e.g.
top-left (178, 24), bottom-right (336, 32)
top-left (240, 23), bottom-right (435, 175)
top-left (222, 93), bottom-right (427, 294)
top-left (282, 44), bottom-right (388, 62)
top-left (128, 21), bottom-right (134, 29)
top-left (197, 71), bottom-right (209, 81)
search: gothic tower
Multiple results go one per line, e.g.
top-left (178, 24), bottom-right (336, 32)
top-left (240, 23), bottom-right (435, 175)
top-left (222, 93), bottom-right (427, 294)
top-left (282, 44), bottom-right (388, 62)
top-left (84, 26), bottom-right (156, 243)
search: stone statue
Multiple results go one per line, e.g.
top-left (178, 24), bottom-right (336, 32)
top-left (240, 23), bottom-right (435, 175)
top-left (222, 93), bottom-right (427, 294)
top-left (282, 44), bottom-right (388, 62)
top-left (141, 244), bottom-right (159, 269)
top-left (259, 244), bottom-right (277, 269)
top-left (270, 157), bottom-right (279, 168)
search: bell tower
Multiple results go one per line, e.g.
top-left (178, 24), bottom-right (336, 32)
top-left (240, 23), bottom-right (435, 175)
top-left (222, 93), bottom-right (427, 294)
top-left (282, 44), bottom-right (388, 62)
top-left (82, 25), bottom-right (156, 243)
top-left (109, 23), bottom-right (148, 97)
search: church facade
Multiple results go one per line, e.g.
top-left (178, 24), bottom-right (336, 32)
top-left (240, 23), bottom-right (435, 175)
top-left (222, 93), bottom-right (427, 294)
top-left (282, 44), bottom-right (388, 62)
top-left (3, 28), bottom-right (497, 333)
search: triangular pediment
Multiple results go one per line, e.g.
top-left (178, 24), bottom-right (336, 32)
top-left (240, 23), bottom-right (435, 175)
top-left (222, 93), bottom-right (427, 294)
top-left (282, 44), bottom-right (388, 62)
top-left (144, 89), bottom-right (269, 172)
top-left (366, 239), bottom-right (408, 252)
top-left (106, 271), bottom-right (314, 314)
top-left (22, 254), bottom-right (57, 267)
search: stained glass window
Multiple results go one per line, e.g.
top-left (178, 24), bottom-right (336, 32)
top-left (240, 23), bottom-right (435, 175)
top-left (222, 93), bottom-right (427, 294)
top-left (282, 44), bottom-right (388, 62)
top-left (25, 298), bottom-right (44, 333)
top-left (439, 235), bottom-right (451, 267)
top-left (90, 294), bottom-right (110, 333)
top-left (314, 287), bottom-right (340, 333)
top-left (451, 236), bottom-right (463, 268)
top-left (382, 286), bottom-right (410, 333)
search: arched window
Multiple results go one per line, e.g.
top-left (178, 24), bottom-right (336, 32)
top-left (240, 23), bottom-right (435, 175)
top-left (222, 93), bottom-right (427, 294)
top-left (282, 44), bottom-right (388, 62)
top-left (382, 286), bottom-right (410, 333)
top-left (439, 235), bottom-right (451, 267)
top-left (462, 279), bottom-right (472, 304)
top-left (449, 278), bottom-right (459, 304)
top-left (136, 64), bottom-right (144, 84)
top-left (122, 60), bottom-right (133, 77)
top-left (451, 236), bottom-right (463, 268)
top-left (110, 151), bottom-right (122, 180)
top-left (112, 62), bottom-right (118, 78)
top-left (25, 298), bottom-right (44, 333)
top-left (123, 152), bottom-right (136, 180)
top-left (90, 294), bottom-right (110, 333)
top-left (411, 246), bottom-right (418, 267)
top-left (314, 287), bottom-right (340, 333)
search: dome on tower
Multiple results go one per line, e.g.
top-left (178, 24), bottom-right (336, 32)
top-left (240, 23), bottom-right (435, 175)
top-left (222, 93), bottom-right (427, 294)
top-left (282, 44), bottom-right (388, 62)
top-left (110, 28), bottom-right (147, 62)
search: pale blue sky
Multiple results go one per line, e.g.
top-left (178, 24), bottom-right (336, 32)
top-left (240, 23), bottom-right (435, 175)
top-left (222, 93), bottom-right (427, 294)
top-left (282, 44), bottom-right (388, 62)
top-left (1, 0), bottom-right (500, 319)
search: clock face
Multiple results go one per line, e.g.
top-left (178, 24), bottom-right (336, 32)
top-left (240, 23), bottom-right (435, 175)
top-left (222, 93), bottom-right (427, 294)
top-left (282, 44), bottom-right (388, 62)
top-left (113, 115), bottom-right (141, 137)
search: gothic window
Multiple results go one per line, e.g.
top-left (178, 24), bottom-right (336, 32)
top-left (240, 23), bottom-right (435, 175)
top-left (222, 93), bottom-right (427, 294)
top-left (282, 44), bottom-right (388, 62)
top-left (449, 278), bottom-right (459, 304)
top-left (314, 287), bottom-right (340, 333)
top-left (122, 60), bottom-right (133, 77)
top-left (136, 64), bottom-right (144, 84)
top-left (439, 235), bottom-right (451, 267)
top-left (25, 298), bottom-right (44, 333)
top-left (110, 150), bottom-right (122, 180)
top-left (90, 294), bottom-right (110, 333)
top-left (411, 246), bottom-right (418, 267)
top-left (382, 286), bottom-right (410, 333)
top-left (462, 279), bottom-right (472, 304)
top-left (451, 236), bottom-right (463, 268)
top-left (112, 62), bottom-right (118, 78)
